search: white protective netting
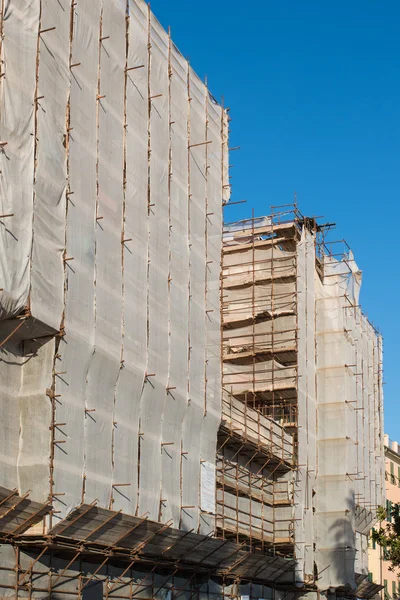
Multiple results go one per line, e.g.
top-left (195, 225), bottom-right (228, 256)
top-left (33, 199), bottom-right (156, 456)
top-left (314, 251), bottom-right (384, 589)
top-left (0, 0), bottom-right (227, 532)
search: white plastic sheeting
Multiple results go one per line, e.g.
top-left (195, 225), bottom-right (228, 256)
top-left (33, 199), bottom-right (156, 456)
top-left (180, 68), bottom-right (208, 532)
top-left (138, 11), bottom-right (170, 522)
top-left (223, 315), bottom-right (297, 355)
top-left (112, 0), bottom-right (148, 516)
top-left (223, 282), bottom-right (296, 326)
top-left (163, 40), bottom-right (190, 527)
top-left (0, 0), bottom-right (227, 533)
top-left (0, 336), bottom-right (22, 490)
top-left (0, 0), bottom-right (38, 319)
top-left (223, 246), bottom-right (296, 288)
top-left (294, 228), bottom-right (317, 583)
top-left (54, 0), bottom-right (101, 517)
top-left (17, 341), bottom-right (54, 501)
top-left (221, 220), bottom-right (384, 591)
top-left (201, 460), bottom-right (216, 513)
top-left (30, 0), bottom-right (70, 330)
top-left (201, 88), bottom-right (225, 534)
top-left (0, 0), bottom-right (69, 508)
top-left (84, 0), bottom-right (126, 509)
top-left (314, 252), bottom-right (384, 590)
top-left (223, 360), bottom-right (297, 396)
top-left (0, 331), bottom-right (54, 503)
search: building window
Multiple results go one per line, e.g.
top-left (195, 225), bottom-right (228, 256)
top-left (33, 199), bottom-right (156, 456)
top-left (390, 462), bottom-right (395, 484)
top-left (368, 572), bottom-right (373, 583)
top-left (387, 500), bottom-right (393, 522)
top-left (398, 466), bottom-right (400, 487)
top-left (384, 579), bottom-right (389, 599)
top-left (371, 528), bottom-right (376, 549)
top-left (384, 546), bottom-right (390, 560)
top-left (393, 581), bottom-right (397, 598)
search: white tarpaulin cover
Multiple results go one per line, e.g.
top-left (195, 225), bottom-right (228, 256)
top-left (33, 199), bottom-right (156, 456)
top-left (314, 252), bottom-right (384, 589)
top-left (0, 1), bottom-right (38, 320)
top-left (0, 0), bottom-right (228, 533)
top-left (221, 220), bottom-right (384, 592)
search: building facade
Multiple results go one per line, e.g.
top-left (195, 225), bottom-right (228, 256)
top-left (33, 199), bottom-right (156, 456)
top-left (0, 1), bottom-right (385, 599)
top-left (221, 210), bottom-right (385, 594)
top-left (369, 436), bottom-right (400, 600)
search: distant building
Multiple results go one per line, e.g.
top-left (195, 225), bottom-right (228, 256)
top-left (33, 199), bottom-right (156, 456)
top-left (369, 436), bottom-right (400, 599)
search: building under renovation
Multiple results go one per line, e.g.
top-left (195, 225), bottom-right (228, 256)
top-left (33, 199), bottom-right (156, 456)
top-left (221, 211), bottom-right (384, 594)
top-left (0, 0), bottom-right (384, 599)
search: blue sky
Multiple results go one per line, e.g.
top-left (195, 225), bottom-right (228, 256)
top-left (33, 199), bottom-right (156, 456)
top-left (151, 1), bottom-right (400, 440)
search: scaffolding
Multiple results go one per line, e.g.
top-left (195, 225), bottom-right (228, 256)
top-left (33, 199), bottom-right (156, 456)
top-left (0, 486), bottom-right (382, 600)
top-left (217, 207), bottom-right (302, 557)
top-left (314, 233), bottom-right (384, 588)
top-left (0, 0), bottom-right (229, 537)
top-left (0, 486), bottom-right (297, 598)
top-left (0, 0), bottom-right (385, 593)
top-left (218, 205), bottom-right (384, 588)
top-left (222, 208), bottom-right (300, 426)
